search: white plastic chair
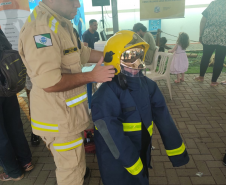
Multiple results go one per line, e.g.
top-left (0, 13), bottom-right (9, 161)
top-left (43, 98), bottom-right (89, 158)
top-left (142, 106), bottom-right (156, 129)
top-left (149, 46), bottom-right (159, 73)
top-left (146, 52), bottom-right (174, 100)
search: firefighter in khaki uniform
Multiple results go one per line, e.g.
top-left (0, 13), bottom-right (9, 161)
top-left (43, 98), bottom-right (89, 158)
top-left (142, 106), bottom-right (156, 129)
top-left (18, 0), bottom-right (115, 185)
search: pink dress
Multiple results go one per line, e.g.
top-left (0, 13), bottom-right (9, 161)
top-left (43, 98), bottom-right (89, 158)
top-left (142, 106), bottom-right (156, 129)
top-left (170, 44), bottom-right (189, 74)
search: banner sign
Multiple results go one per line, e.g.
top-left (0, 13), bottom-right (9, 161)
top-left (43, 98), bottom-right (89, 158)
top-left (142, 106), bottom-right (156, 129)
top-left (0, 0), bottom-right (30, 50)
top-left (149, 19), bottom-right (161, 32)
top-left (140, 0), bottom-right (185, 20)
top-left (0, 0), bottom-right (29, 11)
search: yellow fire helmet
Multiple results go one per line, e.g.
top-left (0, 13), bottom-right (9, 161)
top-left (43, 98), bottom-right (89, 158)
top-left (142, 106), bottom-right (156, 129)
top-left (104, 30), bottom-right (150, 77)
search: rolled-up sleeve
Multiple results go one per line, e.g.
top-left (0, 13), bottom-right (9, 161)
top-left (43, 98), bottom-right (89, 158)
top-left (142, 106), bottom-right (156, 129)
top-left (19, 25), bottom-right (62, 89)
top-left (80, 41), bottom-right (91, 65)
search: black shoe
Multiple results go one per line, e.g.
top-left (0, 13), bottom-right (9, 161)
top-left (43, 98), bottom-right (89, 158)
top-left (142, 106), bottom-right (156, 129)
top-left (31, 133), bottom-right (40, 146)
top-left (84, 167), bottom-right (90, 179)
top-left (223, 154), bottom-right (226, 166)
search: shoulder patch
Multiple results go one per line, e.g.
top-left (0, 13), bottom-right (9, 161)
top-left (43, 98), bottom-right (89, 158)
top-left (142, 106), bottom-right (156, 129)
top-left (33, 33), bottom-right (53, 49)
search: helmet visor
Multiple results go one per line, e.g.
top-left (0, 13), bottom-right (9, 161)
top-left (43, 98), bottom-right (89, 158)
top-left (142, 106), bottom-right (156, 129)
top-left (120, 47), bottom-right (146, 77)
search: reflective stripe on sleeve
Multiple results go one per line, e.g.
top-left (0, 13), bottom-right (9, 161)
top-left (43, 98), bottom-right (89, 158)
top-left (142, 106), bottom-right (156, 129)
top-left (96, 122), bottom-right (153, 135)
top-left (49, 16), bottom-right (59, 34)
top-left (66, 92), bottom-right (87, 107)
top-left (28, 9), bottom-right (37, 22)
top-left (31, 118), bottom-right (59, 132)
top-left (53, 137), bottom-right (83, 152)
top-left (123, 122), bottom-right (141, 132)
top-left (166, 143), bottom-right (186, 157)
top-left (125, 158), bottom-right (143, 175)
top-left (148, 121), bottom-right (153, 136)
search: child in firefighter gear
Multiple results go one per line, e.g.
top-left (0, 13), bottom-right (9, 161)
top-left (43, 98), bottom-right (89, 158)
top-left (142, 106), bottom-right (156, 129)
top-left (91, 30), bottom-right (189, 185)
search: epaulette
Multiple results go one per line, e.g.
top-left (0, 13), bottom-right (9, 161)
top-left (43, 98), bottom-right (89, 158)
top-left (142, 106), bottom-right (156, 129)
top-left (28, 8), bottom-right (59, 34)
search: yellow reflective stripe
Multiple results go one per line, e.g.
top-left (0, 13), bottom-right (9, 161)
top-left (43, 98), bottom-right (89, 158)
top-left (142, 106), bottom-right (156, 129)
top-left (53, 137), bottom-right (82, 146)
top-left (49, 16), bottom-right (59, 34)
top-left (31, 118), bottom-right (59, 132)
top-left (148, 121), bottom-right (153, 136)
top-left (31, 125), bottom-right (59, 133)
top-left (96, 122), bottom-right (152, 134)
top-left (123, 123), bottom-right (141, 132)
top-left (166, 143), bottom-right (186, 157)
top-left (28, 9), bottom-right (37, 22)
top-left (125, 158), bottom-right (143, 175)
top-left (66, 92), bottom-right (87, 107)
top-left (33, 9), bottom-right (37, 19)
top-left (48, 16), bottom-right (54, 28)
top-left (31, 118), bottom-right (58, 127)
top-left (53, 137), bottom-right (83, 152)
top-left (55, 143), bottom-right (83, 152)
top-left (28, 16), bottom-right (31, 22)
top-left (54, 21), bottom-right (59, 34)
top-left (66, 92), bottom-right (87, 102)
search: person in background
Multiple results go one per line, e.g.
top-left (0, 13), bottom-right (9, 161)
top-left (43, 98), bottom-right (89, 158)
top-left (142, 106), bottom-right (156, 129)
top-left (133, 23), bottom-right (156, 71)
top-left (82, 19), bottom-right (100, 49)
top-left (0, 27), bottom-right (33, 182)
top-left (25, 75), bottom-right (40, 146)
top-left (194, 0), bottom-right (226, 87)
top-left (169, 32), bottom-right (189, 83)
top-left (159, 37), bottom-right (168, 52)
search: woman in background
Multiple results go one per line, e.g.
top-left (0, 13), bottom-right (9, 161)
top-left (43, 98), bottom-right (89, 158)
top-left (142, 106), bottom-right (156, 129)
top-left (195, 0), bottom-right (226, 87)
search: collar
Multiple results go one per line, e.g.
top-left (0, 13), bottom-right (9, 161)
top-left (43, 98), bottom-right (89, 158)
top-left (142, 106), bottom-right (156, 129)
top-left (39, 2), bottom-right (73, 28)
top-left (126, 75), bottom-right (145, 91)
top-left (88, 29), bottom-right (95, 34)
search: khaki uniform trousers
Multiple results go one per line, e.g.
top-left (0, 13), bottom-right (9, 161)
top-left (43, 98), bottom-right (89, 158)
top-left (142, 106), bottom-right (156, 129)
top-left (42, 133), bottom-right (86, 185)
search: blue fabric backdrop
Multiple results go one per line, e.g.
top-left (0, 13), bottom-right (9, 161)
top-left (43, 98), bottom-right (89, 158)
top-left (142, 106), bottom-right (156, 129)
top-left (72, 0), bottom-right (86, 41)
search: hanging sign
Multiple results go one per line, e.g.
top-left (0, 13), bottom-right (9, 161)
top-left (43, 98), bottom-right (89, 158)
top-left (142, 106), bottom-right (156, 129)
top-left (140, 0), bottom-right (185, 20)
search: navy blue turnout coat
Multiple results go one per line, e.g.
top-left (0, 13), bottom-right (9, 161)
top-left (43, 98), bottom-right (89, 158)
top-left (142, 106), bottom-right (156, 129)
top-left (91, 76), bottom-right (189, 185)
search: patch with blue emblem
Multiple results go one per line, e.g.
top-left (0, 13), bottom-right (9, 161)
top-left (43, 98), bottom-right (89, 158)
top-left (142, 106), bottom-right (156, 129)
top-left (34, 33), bottom-right (53, 49)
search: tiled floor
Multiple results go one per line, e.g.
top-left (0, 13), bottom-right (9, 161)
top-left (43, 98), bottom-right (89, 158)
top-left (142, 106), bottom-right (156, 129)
top-left (1, 73), bottom-right (226, 185)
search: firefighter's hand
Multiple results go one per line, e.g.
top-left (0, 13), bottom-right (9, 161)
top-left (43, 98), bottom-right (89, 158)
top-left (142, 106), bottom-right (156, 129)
top-left (91, 57), bottom-right (115, 83)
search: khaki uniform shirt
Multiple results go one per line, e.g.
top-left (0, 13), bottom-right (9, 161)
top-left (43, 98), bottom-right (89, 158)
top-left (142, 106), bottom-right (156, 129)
top-left (143, 32), bottom-right (156, 65)
top-left (19, 2), bottom-right (91, 137)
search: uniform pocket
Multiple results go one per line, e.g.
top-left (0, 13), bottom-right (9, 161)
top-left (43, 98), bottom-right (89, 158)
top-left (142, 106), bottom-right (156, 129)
top-left (52, 135), bottom-right (84, 170)
top-left (68, 98), bottom-right (90, 130)
top-left (61, 52), bottom-right (81, 74)
top-left (64, 86), bottom-right (90, 131)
